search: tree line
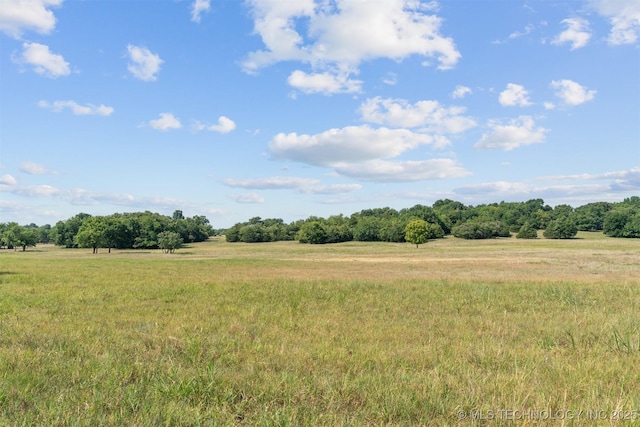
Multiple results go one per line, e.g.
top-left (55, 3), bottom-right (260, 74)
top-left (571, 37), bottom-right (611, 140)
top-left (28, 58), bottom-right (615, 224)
top-left (1, 197), bottom-right (638, 251)
top-left (225, 197), bottom-right (640, 244)
top-left (0, 210), bottom-right (213, 252)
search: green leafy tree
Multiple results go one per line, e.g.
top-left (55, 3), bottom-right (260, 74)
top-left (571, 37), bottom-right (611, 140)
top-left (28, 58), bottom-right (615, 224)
top-left (52, 213), bottom-right (92, 248)
top-left (1, 223), bottom-right (38, 251)
top-left (353, 216), bottom-right (382, 241)
top-left (157, 231), bottom-right (183, 253)
top-left (75, 217), bottom-right (107, 253)
top-left (603, 208), bottom-right (640, 238)
top-left (296, 221), bottom-right (328, 244)
top-left (516, 222), bottom-right (538, 239)
top-left (452, 220), bottom-right (510, 239)
top-left (379, 218), bottom-right (408, 242)
top-left (404, 219), bottom-right (430, 248)
top-left (543, 216), bottom-right (578, 239)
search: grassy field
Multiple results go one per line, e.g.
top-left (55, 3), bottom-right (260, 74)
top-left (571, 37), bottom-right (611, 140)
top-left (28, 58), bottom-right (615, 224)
top-left (1, 233), bottom-right (639, 426)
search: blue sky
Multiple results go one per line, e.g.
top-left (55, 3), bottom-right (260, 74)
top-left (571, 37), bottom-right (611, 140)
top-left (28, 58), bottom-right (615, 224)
top-left (1, 0), bottom-right (638, 228)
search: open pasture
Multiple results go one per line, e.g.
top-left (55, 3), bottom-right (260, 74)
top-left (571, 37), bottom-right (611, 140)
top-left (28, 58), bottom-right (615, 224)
top-left (1, 233), bottom-right (639, 426)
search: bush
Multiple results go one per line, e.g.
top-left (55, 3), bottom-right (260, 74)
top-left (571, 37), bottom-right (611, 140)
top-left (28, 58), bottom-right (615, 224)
top-left (543, 216), bottom-right (578, 239)
top-left (516, 222), bottom-right (538, 239)
top-left (452, 221), bottom-right (510, 239)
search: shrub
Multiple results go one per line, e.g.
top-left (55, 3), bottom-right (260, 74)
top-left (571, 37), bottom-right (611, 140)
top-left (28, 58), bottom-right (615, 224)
top-left (516, 222), bottom-right (538, 239)
top-left (543, 216), bottom-right (578, 239)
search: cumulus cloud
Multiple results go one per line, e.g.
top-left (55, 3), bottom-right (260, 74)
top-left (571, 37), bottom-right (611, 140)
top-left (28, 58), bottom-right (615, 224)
top-left (269, 125), bottom-right (437, 167)
top-left (551, 18), bottom-right (591, 49)
top-left (0, 174), bottom-right (17, 185)
top-left (475, 116), bottom-right (548, 151)
top-left (223, 176), bottom-right (320, 190)
top-left (499, 83), bottom-right (532, 107)
top-left (308, 183), bottom-right (362, 194)
top-left (551, 79), bottom-right (596, 106)
top-left (334, 159), bottom-right (470, 182)
top-left (267, 122), bottom-right (472, 182)
top-left (452, 85), bottom-right (472, 99)
top-left (126, 44), bottom-right (163, 81)
top-left (0, 0), bottom-right (61, 39)
top-left (19, 161), bottom-right (57, 175)
top-left (287, 70), bottom-right (362, 94)
top-left (14, 42), bottom-right (70, 78)
top-left (242, 0), bottom-right (460, 94)
top-left (454, 166), bottom-right (640, 201)
top-left (147, 113), bottom-right (182, 131)
top-left (359, 97), bottom-right (476, 135)
top-left (193, 116), bottom-right (236, 133)
top-left (540, 166), bottom-right (640, 192)
top-left (191, 0), bottom-right (211, 23)
top-left (223, 176), bottom-right (361, 194)
top-left (455, 181), bottom-right (530, 195)
top-left (38, 100), bottom-right (114, 116)
top-left (228, 193), bottom-right (265, 204)
top-left (0, 177), bottom-right (211, 210)
top-left (590, 0), bottom-right (640, 45)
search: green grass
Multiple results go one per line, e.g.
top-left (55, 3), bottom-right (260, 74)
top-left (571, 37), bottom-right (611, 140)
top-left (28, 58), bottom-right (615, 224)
top-left (1, 234), bottom-right (639, 426)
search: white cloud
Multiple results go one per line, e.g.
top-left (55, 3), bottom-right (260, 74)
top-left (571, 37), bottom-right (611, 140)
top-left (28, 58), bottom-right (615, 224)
top-left (508, 24), bottom-right (534, 40)
top-left (551, 18), bottom-right (591, 49)
top-left (0, 178), bottom-right (221, 214)
top-left (0, 174), bottom-right (17, 185)
top-left (334, 159), bottom-right (470, 182)
top-left (193, 116), bottom-right (236, 133)
top-left (359, 97), bottom-right (476, 134)
top-left (0, 0), bottom-right (61, 39)
top-left (147, 113), bottom-right (182, 131)
top-left (191, 0), bottom-right (211, 23)
top-left (269, 125), bottom-right (437, 167)
top-left (287, 70), bottom-right (362, 94)
top-left (19, 161), bottom-right (57, 175)
top-left (551, 79), bottom-right (596, 106)
top-left (590, 0), bottom-right (640, 45)
top-left (499, 83), bottom-right (532, 107)
top-left (475, 116), bottom-right (548, 151)
top-left (454, 167), bottom-right (640, 201)
top-left (540, 166), bottom-right (640, 192)
top-left (223, 176), bottom-right (320, 191)
top-left (382, 72), bottom-right (398, 86)
top-left (492, 24), bottom-right (535, 45)
top-left (228, 193), bottom-right (265, 204)
top-left (242, 0), bottom-right (460, 94)
top-left (224, 176), bottom-right (363, 193)
top-left (126, 44), bottom-right (163, 81)
top-left (306, 183), bottom-right (362, 194)
top-left (451, 85), bottom-right (472, 99)
top-left (15, 42), bottom-right (70, 78)
top-left (38, 100), bottom-right (114, 116)
top-left (455, 181), bottom-right (530, 195)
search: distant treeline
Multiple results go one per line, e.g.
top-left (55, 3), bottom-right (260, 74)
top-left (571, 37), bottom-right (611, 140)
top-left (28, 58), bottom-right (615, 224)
top-left (225, 197), bottom-right (640, 244)
top-left (0, 210), bottom-right (213, 252)
top-left (2, 198), bottom-right (639, 251)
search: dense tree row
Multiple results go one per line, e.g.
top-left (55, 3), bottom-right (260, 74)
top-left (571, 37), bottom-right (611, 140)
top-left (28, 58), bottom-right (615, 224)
top-left (0, 210), bottom-right (213, 252)
top-left (2, 197), bottom-right (638, 251)
top-left (224, 197), bottom-right (640, 244)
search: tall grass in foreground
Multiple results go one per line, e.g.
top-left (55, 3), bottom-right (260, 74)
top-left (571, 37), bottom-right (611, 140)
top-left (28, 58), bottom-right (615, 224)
top-left (1, 235), bottom-right (639, 426)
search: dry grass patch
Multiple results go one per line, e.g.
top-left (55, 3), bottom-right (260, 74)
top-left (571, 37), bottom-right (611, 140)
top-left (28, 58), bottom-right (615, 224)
top-left (1, 233), bottom-right (639, 425)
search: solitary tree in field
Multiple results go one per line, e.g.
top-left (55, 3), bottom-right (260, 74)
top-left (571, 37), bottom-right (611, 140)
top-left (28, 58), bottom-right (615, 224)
top-left (405, 219), bottom-right (430, 248)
